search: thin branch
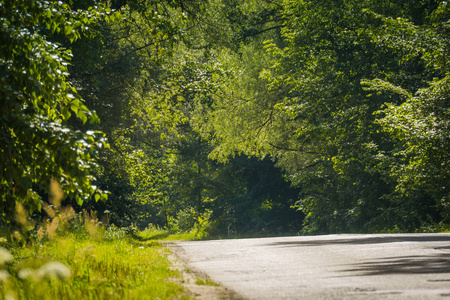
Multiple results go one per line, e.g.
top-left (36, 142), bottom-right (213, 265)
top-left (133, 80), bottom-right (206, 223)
top-left (238, 25), bottom-right (283, 41)
top-left (298, 160), bottom-right (325, 170)
top-left (267, 142), bottom-right (324, 155)
top-left (255, 108), bottom-right (274, 137)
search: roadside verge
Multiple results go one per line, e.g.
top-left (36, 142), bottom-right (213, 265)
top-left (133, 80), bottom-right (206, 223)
top-left (167, 243), bottom-right (243, 300)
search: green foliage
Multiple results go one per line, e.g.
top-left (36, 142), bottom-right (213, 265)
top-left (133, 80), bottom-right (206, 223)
top-left (369, 75), bottom-right (450, 224)
top-left (0, 0), bottom-right (112, 226)
top-left (75, 0), bottom-right (303, 236)
top-left (61, 1), bottom-right (189, 227)
top-left (361, 1), bottom-right (450, 227)
top-left (283, 0), bottom-right (448, 232)
top-left (278, 1), bottom-right (447, 232)
top-left (7, 0), bottom-right (447, 236)
top-left (172, 207), bottom-right (199, 232)
top-left (0, 227), bottom-right (187, 299)
top-left (196, 0), bottom-right (448, 233)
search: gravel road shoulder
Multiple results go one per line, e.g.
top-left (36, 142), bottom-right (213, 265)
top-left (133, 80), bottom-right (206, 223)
top-left (167, 243), bottom-right (243, 300)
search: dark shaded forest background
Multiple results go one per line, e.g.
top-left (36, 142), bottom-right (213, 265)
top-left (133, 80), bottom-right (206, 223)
top-left (1, 0), bottom-right (449, 237)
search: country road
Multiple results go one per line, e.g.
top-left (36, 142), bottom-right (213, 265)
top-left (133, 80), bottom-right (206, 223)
top-left (174, 234), bottom-right (450, 299)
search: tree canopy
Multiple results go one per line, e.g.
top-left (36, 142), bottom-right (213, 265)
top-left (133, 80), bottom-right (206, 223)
top-left (0, 0), bottom-right (110, 225)
top-left (2, 0), bottom-right (449, 236)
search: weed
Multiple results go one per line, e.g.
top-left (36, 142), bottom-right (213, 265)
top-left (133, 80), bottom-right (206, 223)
top-left (195, 278), bottom-right (220, 287)
top-left (0, 183), bottom-right (190, 299)
top-left (1, 229), bottom-right (189, 299)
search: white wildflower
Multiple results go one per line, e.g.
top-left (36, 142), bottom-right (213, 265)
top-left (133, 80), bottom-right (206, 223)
top-left (0, 269), bottom-right (9, 282)
top-left (18, 268), bottom-right (36, 280)
top-left (37, 261), bottom-right (72, 280)
top-left (0, 247), bottom-right (13, 266)
top-left (4, 292), bottom-right (15, 300)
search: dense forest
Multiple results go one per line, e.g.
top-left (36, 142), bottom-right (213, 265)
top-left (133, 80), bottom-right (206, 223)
top-left (1, 0), bottom-right (449, 237)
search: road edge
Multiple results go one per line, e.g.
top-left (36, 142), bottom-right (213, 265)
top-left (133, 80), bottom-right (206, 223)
top-left (166, 242), bottom-right (244, 300)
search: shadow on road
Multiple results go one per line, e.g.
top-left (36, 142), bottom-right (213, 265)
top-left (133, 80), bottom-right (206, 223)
top-left (265, 235), bottom-right (450, 276)
top-left (265, 235), bottom-right (450, 248)
top-left (341, 254), bottom-right (450, 276)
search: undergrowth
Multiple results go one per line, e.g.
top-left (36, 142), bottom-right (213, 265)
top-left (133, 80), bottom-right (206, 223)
top-left (132, 224), bottom-right (205, 241)
top-left (0, 225), bottom-right (189, 300)
top-left (0, 182), bottom-right (190, 300)
top-left (133, 209), bottom-right (214, 241)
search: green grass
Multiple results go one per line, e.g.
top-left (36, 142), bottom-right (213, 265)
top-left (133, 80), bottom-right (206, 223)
top-left (133, 223), bottom-right (302, 241)
top-left (195, 278), bottom-right (220, 286)
top-left (1, 227), bottom-right (191, 300)
top-left (132, 224), bottom-right (206, 241)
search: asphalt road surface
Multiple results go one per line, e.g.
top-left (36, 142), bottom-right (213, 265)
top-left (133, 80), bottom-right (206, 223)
top-left (174, 234), bottom-right (450, 299)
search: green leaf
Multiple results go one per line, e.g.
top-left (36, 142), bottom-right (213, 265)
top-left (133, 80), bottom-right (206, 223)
top-left (65, 25), bottom-right (73, 36)
top-left (19, 176), bottom-right (32, 190)
top-left (77, 109), bottom-right (88, 124)
top-left (62, 107), bottom-right (72, 120)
